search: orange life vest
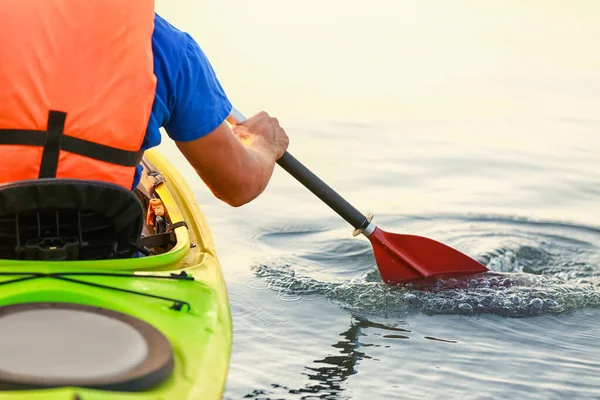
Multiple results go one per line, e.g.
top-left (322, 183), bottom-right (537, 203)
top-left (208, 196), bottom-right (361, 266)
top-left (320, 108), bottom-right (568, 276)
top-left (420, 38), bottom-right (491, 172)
top-left (0, 0), bottom-right (157, 189)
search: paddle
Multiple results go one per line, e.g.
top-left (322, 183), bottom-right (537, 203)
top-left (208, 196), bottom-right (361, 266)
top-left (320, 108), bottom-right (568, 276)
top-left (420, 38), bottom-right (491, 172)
top-left (226, 107), bottom-right (489, 284)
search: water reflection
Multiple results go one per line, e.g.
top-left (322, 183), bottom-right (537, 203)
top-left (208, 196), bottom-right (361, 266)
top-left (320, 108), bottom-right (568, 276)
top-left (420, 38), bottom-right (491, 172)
top-left (291, 319), bottom-right (409, 398)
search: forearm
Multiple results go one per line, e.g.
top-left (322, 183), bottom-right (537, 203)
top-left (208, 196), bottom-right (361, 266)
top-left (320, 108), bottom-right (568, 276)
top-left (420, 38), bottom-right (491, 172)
top-left (243, 144), bottom-right (277, 196)
top-left (175, 121), bottom-right (278, 207)
top-left (205, 142), bottom-right (276, 207)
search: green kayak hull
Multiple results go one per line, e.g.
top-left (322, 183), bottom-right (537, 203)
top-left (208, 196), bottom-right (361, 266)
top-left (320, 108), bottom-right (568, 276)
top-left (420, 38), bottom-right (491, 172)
top-left (0, 149), bottom-right (232, 399)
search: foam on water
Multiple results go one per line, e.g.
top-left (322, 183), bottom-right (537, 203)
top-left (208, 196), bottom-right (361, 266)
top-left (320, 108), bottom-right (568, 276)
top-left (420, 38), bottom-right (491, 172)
top-left (250, 214), bottom-right (600, 318)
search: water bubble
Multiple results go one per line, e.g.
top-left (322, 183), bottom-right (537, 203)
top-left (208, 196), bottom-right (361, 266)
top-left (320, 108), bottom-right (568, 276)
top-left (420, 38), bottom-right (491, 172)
top-left (529, 298), bottom-right (544, 310)
top-left (509, 295), bottom-right (521, 305)
top-left (458, 303), bottom-right (473, 314)
top-left (544, 299), bottom-right (559, 309)
top-left (404, 293), bottom-right (421, 307)
top-left (349, 277), bottom-right (364, 285)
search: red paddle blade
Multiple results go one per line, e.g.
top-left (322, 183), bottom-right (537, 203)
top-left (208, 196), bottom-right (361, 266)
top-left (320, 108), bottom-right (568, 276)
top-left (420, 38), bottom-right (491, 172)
top-left (368, 228), bottom-right (488, 284)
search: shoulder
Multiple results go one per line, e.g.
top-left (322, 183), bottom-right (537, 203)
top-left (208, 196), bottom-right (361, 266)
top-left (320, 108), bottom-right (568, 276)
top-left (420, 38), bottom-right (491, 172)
top-left (152, 14), bottom-right (187, 80)
top-left (152, 14), bottom-right (208, 69)
top-left (152, 13), bottom-right (210, 75)
top-left (153, 13), bottom-right (186, 49)
top-left (150, 13), bottom-right (211, 110)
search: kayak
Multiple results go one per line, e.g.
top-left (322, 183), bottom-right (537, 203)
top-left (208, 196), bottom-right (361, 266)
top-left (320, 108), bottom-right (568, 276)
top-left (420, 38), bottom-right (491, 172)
top-left (0, 149), bottom-right (232, 399)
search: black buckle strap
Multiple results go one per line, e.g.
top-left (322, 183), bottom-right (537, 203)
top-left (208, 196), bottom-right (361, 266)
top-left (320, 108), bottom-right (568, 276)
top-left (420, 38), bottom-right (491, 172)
top-left (0, 110), bottom-right (144, 178)
top-left (136, 221), bottom-right (188, 250)
top-left (136, 232), bottom-right (173, 250)
top-left (167, 221), bottom-right (188, 232)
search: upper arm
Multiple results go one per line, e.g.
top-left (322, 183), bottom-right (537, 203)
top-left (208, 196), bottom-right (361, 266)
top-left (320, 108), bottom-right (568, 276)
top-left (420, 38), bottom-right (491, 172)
top-left (151, 16), bottom-right (271, 207)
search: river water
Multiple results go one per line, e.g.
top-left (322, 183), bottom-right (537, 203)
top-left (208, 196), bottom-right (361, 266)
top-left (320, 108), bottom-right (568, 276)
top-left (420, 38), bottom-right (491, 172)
top-left (157, 1), bottom-right (599, 399)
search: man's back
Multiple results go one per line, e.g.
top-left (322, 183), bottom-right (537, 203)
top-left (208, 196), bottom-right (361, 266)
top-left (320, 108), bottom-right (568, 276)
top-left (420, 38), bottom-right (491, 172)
top-left (0, 0), bottom-right (156, 188)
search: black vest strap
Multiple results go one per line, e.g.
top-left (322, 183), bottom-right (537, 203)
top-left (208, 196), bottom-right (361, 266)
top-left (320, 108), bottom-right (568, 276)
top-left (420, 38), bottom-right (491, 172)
top-left (39, 110), bottom-right (66, 178)
top-left (0, 110), bottom-right (144, 178)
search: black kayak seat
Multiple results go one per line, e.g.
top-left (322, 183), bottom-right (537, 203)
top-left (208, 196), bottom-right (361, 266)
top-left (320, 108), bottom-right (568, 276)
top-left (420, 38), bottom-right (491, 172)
top-left (0, 178), bottom-right (144, 261)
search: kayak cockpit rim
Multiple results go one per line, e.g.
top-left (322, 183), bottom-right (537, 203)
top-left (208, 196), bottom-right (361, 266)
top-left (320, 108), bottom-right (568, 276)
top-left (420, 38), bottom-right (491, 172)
top-left (0, 158), bottom-right (194, 272)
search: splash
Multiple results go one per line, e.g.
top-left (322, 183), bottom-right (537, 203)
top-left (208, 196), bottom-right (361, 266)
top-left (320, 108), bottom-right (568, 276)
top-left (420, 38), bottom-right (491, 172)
top-left (253, 264), bottom-right (600, 318)
top-left (250, 214), bottom-right (600, 318)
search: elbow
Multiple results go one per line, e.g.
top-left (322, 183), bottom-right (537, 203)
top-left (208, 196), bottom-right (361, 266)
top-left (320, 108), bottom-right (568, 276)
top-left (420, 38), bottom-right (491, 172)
top-left (214, 181), bottom-right (265, 208)
top-left (195, 160), bottom-right (272, 208)
top-left (220, 192), bottom-right (255, 208)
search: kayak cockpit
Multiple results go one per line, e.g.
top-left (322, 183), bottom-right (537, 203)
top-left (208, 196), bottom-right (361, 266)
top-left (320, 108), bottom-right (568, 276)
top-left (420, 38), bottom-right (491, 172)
top-left (0, 155), bottom-right (194, 271)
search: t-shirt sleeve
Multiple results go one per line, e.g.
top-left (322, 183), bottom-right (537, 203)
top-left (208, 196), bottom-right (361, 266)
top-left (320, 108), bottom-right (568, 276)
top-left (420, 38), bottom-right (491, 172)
top-left (163, 33), bottom-right (232, 142)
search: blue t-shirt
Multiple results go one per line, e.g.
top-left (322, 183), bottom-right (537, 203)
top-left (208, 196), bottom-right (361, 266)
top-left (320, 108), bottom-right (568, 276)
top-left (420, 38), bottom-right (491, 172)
top-left (132, 14), bottom-right (232, 188)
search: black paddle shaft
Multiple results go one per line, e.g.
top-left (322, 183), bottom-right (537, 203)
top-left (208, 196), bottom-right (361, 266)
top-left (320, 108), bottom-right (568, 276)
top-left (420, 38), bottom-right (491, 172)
top-left (277, 151), bottom-right (371, 232)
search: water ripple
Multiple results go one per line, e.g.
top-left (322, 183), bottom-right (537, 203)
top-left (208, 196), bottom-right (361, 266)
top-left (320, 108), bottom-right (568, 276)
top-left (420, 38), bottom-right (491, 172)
top-left (251, 214), bottom-right (600, 318)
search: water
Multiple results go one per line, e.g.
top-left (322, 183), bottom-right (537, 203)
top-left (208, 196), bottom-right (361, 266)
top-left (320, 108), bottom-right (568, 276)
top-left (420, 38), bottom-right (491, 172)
top-left (156, 1), bottom-right (600, 398)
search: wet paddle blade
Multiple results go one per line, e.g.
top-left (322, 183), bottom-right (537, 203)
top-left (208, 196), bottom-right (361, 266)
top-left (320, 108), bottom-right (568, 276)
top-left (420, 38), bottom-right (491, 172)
top-left (368, 228), bottom-right (488, 284)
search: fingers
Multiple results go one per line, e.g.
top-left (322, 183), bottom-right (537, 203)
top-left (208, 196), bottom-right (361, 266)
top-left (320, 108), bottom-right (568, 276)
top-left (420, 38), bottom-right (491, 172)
top-left (255, 110), bottom-right (270, 121)
top-left (261, 113), bottom-right (280, 128)
top-left (245, 110), bottom-right (289, 159)
top-left (275, 124), bottom-right (289, 159)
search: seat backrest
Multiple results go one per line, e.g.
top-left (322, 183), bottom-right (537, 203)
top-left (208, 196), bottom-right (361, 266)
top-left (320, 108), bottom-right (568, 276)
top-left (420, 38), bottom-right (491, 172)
top-left (0, 179), bottom-right (144, 261)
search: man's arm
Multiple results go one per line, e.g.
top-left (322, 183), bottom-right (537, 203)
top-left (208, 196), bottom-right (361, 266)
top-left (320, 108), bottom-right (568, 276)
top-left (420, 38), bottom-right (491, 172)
top-left (151, 15), bottom-right (288, 205)
top-left (175, 111), bottom-right (289, 207)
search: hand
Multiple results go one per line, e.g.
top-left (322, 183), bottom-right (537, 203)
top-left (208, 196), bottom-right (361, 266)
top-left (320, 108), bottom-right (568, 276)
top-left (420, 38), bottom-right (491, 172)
top-left (232, 111), bottom-right (289, 161)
